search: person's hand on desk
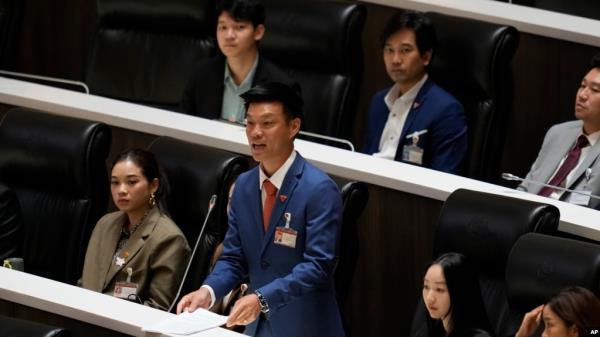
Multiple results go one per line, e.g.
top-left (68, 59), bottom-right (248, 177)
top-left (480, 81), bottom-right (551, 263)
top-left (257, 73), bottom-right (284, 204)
top-left (225, 294), bottom-right (260, 327)
top-left (176, 287), bottom-right (212, 314)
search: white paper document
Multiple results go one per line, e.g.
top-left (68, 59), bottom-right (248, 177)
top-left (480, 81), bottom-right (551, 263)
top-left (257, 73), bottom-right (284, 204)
top-left (141, 309), bottom-right (228, 335)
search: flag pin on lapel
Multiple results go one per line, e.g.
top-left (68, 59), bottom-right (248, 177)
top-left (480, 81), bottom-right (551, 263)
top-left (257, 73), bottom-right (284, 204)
top-left (279, 195), bottom-right (288, 203)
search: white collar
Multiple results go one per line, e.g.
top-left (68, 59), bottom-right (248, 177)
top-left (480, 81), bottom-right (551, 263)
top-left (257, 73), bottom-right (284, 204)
top-left (583, 128), bottom-right (600, 147)
top-left (384, 74), bottom-right (428, 109)
top-left (259, 151), bottom-right (297, 190)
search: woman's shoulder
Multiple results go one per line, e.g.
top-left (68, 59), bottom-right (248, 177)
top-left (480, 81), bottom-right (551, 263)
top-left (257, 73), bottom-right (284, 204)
top-left (95, 211), bottom-right (125, 228)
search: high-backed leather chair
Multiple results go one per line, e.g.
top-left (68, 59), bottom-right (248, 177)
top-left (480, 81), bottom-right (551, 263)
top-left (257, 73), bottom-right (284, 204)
top-left (335, 181), bottom-right (369, 308)
top-left (85, 0), bottom-right (217, 111)
top-left (427, 12), bottom-right (519, 182)
top-left (261, 0), bottom-right (366, 144)
top-left (147, 136), bottom-right (249, 311)
top-left (0, 182), bottom-right (23, 261)
top-left (0, 316), bottom-right (72, 337)
top-left (409, 188), bottom-right (559, 337)
top-left (0, 108), bottom-right (111, 284)
top-left (335, 181), bottom-right (368, 337)
top-left (506, 233), bottom-right (600, 315)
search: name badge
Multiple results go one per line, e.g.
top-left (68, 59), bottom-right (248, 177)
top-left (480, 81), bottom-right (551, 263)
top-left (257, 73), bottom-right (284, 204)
top-left (402, 144), bottom-right (423, 165)
top-left (402, 131), bottom-right (424, 165)
top-left (274, 212), bottom-right (297, 248)
top-left (114, 267), bottom-right (138, 300)
top-left (274, 227), bottom-right (297, 248)
top-left (114, 282), bottom-right (138, 300)
top-left (568, 190), bottom-right (591, 206)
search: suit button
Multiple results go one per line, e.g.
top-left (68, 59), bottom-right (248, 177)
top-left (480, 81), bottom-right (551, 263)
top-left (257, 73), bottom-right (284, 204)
top-left (261, 261), bottom-right (270, 268)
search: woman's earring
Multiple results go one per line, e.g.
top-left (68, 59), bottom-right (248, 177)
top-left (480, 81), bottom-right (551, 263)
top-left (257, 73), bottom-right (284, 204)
top-left (149, 193), bottom-right (156, 207)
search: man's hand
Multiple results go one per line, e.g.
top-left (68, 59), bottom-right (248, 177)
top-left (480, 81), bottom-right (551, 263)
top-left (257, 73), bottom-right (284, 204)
top-left (515, 304), bottom-right (544, 337)
top-left (226, 294), bottom-right (261, 327)
top-left (176, 287), bottom-right (212, 314)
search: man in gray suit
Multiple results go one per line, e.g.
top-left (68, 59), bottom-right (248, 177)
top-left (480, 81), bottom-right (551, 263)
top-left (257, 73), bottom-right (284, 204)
top-left (519, 54), bottom-right (600, 208)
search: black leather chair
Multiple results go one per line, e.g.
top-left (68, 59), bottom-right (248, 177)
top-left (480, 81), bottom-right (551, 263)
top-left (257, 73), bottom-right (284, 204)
top-left (409, 188), bottom-right (559, 337)
top-left (335, 181), bottom-right (368, 337)
top-left (0, 108), bottom-right (111, 284)
top-left (261, 0), bottom-right (366, 145)
top-left (147, 136), bottom-right (249, 311)
top-left (85, 0), bottom-right (217, 111)
top-left (0, 316), bottom-right (71, 337)
top-left (427, 12), bottom-right (519, 182)
top-left (0, 182), bottom-right (23, 261)
top-left (506, 233), bottom-right (600, 315)
top-left (335, 181), bottom-right (369, 308)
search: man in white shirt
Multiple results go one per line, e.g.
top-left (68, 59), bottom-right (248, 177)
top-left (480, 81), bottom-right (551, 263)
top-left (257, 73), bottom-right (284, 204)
top-left (362, 11), bottom-right (467, 174)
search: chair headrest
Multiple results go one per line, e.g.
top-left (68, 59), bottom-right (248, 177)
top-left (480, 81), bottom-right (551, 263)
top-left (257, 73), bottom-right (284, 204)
top-left (426, 11), bottom-right (519, 99)
top-left (148, 136), bottom-right (249, 242)
top-left (96, 0), bottom-right (215, 32)
top-left (506, 233), bottom-right (600, 312)
top-left (261, 0), bottom-right (365, 74)
top-left (341, 181), bottom-right (369, 220)
top-left (434, 189), bottom-right (559, 277)
top-left (0, 108), bottom-right (111, 197)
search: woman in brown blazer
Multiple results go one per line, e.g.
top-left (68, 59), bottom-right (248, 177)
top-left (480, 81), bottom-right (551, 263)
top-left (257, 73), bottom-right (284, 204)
top-left (81, 149), bottom-right (190, 311)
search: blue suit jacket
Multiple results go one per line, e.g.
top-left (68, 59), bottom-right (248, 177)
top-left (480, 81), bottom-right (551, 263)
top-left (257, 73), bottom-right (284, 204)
top-left (204, 153), bottom-right (345, 337)
top-left (362, 78), bottom-right (468, 174)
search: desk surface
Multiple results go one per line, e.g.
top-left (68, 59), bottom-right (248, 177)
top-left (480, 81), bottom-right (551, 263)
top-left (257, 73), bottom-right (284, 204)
top-left (363, 0), bottom-right (600, 47)
top-left (0, 77), bottom-right (597, 241)
top-left (0, 268), bottom-right (242, 337)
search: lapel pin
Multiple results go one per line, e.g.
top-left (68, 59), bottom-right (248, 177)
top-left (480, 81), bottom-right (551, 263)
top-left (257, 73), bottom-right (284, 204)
top-left (279, 195), bottom-right (288, 203)
top-left (115, 256), bottom-right (125, 267)
top-left (413, 101), bottom-right (421, 109)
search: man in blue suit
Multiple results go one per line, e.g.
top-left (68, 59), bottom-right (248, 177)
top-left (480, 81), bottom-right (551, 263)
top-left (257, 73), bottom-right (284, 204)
top-left (362, 11), bottom-right (467, 174)
top-left (177, 82), bottom-right (345, 337)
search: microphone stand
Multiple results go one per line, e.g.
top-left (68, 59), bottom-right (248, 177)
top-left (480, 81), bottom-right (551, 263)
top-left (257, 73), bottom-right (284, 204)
top-left (501, 172), bottom-right (600, 201)
top-left (168, 194), bottom-right (218, 313)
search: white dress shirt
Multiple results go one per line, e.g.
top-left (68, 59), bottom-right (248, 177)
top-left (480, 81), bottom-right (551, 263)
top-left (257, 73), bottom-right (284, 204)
top-left (374, 74), bottom-right (428, 160)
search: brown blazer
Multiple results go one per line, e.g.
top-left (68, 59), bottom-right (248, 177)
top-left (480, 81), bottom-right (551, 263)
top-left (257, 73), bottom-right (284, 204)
top-left (81, 206), bottom-right (190, 310)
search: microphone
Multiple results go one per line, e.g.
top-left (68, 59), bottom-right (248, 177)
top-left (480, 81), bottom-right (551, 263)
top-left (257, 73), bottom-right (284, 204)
top-left (501, 172), bottom-right (600, 201)
top-left (168, 194), bottom-right (218, 313)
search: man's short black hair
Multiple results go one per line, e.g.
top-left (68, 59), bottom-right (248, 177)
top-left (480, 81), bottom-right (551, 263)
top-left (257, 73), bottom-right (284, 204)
top-left (591, 53), bottom-right (600, 70)
top-left (380, 10), bottom-right (436, 56)
top-left (241, 82), bottom-right (303, 121)
top-left (216, 0), bottom-right (265, 27)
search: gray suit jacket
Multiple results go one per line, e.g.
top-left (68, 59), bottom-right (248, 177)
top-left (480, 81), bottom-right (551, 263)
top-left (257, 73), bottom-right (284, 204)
top-left (519, 120), bottom-right (600, 208)
top-left (81, 207), bottom-right (190, 310)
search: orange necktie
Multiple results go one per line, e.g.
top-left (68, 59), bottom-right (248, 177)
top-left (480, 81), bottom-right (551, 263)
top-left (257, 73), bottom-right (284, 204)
top-left (262, 180), bottom-right (277, 231)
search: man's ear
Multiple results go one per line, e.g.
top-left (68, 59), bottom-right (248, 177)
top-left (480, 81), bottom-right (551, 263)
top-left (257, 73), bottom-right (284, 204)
top-left (289, 118), bottom-right (301, 140)
top-left (422, 49), bottom-right (433, 67)
top-left (254, 24), bottom-right (265, 41)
